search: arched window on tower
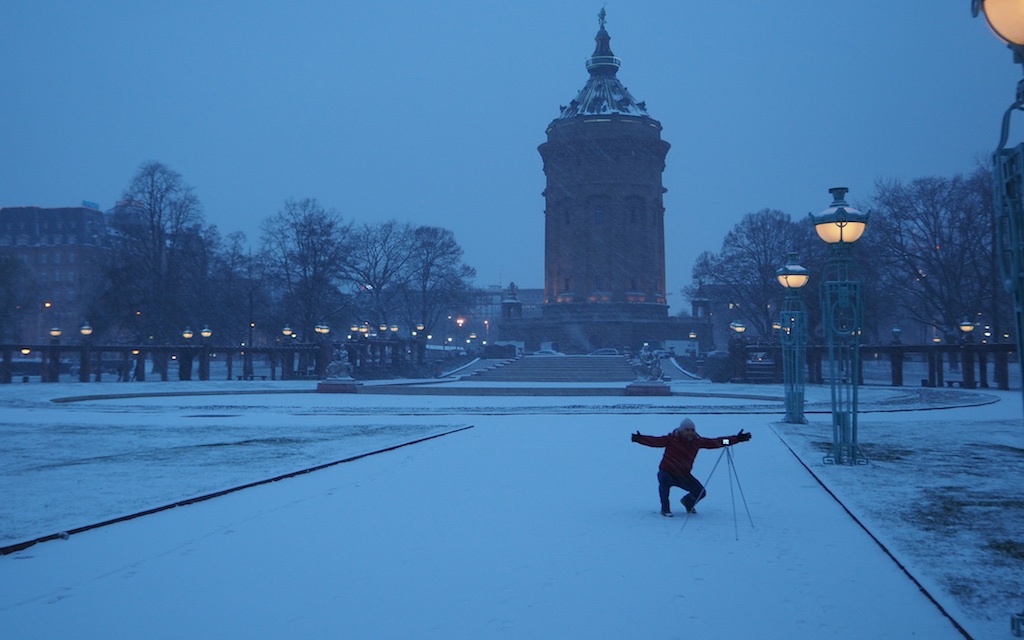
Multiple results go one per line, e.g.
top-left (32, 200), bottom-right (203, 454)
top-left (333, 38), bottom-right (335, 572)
top-left (627, 197), bottom-right (645, 225)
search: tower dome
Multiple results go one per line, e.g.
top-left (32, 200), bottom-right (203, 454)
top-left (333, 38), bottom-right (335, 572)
top-left (552, 8), bottom-right (655, 123)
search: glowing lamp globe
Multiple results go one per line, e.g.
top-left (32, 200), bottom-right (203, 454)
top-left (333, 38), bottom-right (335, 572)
top-left (811, 188), bottom-right (868, 245)
top-left (976, 0), bottom-right (1024, 45)
top-left (776, 254), bottom-right (809, 289)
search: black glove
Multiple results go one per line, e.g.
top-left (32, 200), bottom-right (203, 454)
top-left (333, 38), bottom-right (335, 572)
top-left (631, 431), bottom-right (642, 443)
top-left (734, 430), bottom-right (752, 443)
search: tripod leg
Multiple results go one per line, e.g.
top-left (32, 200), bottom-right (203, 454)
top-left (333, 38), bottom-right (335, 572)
top-left (726, 447), bottom-right (755, 529)
top-left (728, 448), bottom-right (739, 539)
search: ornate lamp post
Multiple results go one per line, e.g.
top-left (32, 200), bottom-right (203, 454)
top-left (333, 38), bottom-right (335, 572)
top-left (46, 327), bottom-right (62, 383)
top-left (314, 323), bottom-right (331, 378)
top-left (777, 253), bottom-right (809, 424)
top-left (728, 321), bottom-right (747, 383)
top-left (811, 187), bottom-right (869, 465)
top-left (79, 323), bottom-right (93, 383)
top-left (959, 318), bottom-right (978, 389)
top-left (974, 0), bottom-right (1024, 412)
top-left (179, 327), bottom-right (194, 381)
top-left (969, 11), bottom-right (1024, 628)
top-left (198, 325), bottom-right (212, 381)
top-left (280, 325), bottom-right (294, 379)
top-left (890, 326), bottom-right (904, 387)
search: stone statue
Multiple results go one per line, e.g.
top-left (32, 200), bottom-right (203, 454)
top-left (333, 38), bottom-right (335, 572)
top-left (326, 346), bottom-right (353, 380)
top-left (632, 345), bottom-right (663, 381)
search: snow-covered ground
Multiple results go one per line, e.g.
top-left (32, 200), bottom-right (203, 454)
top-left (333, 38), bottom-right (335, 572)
top-left (0, 377), bottom-right (1021, 639)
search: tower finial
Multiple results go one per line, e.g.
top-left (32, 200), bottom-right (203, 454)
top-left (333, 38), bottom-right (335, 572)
top-left (598, 7), bottom-right (606, 30)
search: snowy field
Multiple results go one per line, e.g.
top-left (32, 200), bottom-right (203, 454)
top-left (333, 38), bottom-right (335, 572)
top-left (0, 377), bottom-right (1022, 639)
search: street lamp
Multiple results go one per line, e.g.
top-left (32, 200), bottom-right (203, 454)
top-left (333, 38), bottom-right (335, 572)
top-left (314, 323), bottom-right (332, 379)
top-left (812, 187), bottom-right (869, 465)
top-left (178, 327), bottom-right (194, 381)
top-left (79, 323), bottom-right (94, 383)
top-left (960, 318), bottom-right (976, 335)
top-left (44, 327), bottom-right (61, 383)
top-left (974, 0), bottom-right (1024, 417)
top-left (728, 321), bottom-right (746, 383)
top-left (777, 253), bottom-right (809, 424)
top-left (197, 325), bottom-right (212, 381)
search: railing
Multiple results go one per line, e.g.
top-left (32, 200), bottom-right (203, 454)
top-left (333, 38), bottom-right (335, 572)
top-left (739, 342), bottom-right (1016, 390)
top-left (0, 338), bottom-right (431, 384)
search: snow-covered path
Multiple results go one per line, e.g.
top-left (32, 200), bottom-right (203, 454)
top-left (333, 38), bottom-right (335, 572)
top-left (0, 382), bottom-right (979, 639)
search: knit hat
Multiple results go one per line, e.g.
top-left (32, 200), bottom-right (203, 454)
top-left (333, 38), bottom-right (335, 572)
top-left (675, 418), bottom-right (696, 434)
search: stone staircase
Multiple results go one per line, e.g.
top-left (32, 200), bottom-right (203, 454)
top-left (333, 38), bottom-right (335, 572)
top-left (464, 355), bottom-right (638, 383)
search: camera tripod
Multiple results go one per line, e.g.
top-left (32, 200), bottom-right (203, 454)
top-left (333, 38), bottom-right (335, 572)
top-left (681, 443), bottom-right (755, 540)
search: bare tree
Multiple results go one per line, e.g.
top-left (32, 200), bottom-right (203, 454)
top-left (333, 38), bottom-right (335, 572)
top-left (260, 198), bottom-right (351, 338)
top-left (871, 168), bottom-right (1009, 340)
top-left (342, 220), bottom-right (414, 327)
top-left (401, 225), bottom-right (478, 335)
top-left (100, 161), bottom-right (208, 342)
top-left (688, 209), bottom-right (813, 338)
top-left (201, 231), bottom-right (273, 346)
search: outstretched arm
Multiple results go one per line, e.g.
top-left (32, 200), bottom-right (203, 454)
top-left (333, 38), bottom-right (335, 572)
top-left (631, 431), bottom-right (668, 447)
top-left (719, 429), bottom-right (752, 446)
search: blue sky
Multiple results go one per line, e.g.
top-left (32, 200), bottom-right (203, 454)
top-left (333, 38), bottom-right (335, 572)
top-left (0, 2), bottom-right (1017, 312)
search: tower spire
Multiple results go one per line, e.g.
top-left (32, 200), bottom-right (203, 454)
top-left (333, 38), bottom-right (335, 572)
top-left (553, 10), bottom-right (651, 121)
top-left (587, 8), bottom-right (619, 77)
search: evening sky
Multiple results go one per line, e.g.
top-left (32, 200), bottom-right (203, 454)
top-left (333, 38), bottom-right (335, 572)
top-left (0, 1), bottom-right (1016, 312)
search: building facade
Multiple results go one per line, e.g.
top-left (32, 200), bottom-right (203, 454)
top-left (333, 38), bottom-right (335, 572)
top-left (0, 206), bottom-right (109, 342)
top-left (498, 11), bottom-right (705, 353)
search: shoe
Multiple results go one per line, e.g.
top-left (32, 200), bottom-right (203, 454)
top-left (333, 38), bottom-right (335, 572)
top-left (661, 510), bottom-right (673, 517)
top-left (681, 498), bottom-right (697, 514)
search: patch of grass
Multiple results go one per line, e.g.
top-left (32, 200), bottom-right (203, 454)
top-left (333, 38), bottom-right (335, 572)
top-left (810, 441), bottom-right (832, 454)
top-left (990, 443), bottom-right (1024, 458)
top-left (903, 487), bottom-right (971, 530)
top-left (986, 539), bottom-right (1024, 560)
top-left (944, 576), bottom-right (980, 601)
top-left (856, 444), bottom-right (914, 462)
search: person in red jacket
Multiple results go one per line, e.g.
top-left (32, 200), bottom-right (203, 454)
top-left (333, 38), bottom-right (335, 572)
top-left (631, 418), bottom-right (751, 517)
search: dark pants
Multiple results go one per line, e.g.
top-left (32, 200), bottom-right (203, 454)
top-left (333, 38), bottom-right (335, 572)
top-left (657, 470), bottom-right (706, 513)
